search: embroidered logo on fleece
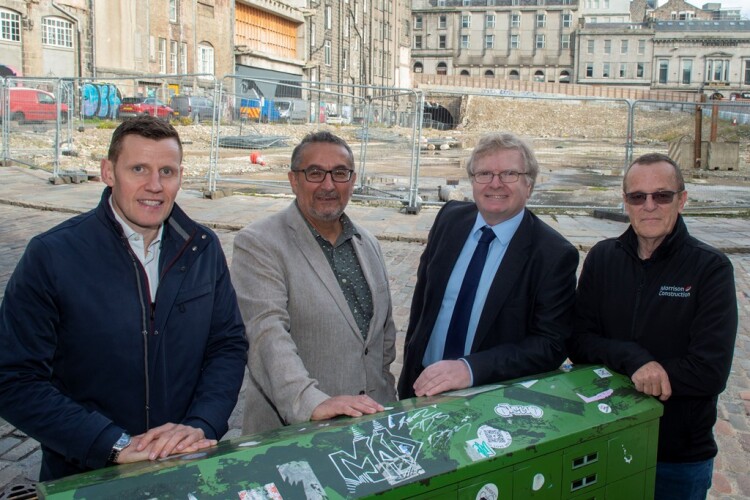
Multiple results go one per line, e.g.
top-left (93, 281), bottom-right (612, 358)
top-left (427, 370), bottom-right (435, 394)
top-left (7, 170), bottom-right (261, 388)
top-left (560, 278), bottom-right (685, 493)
top-left (658, 285), bottom-right (691, 298)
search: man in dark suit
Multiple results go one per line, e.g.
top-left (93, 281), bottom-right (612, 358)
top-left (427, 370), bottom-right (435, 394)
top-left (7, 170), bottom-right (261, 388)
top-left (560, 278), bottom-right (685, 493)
top-left (398, 132), bottom-right (579, 399)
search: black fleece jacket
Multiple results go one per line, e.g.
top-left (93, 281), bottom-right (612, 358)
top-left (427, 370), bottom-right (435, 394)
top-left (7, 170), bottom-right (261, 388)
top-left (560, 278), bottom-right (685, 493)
top-left (568, 215), bottom-right (737, 463)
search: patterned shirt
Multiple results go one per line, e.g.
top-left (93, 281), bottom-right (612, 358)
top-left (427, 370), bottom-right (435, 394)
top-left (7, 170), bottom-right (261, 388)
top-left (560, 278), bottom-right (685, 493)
top-left (304, 211), bottom-right (374, 339)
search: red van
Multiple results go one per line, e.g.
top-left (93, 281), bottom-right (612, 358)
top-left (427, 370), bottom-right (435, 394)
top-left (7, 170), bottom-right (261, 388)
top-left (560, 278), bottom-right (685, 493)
top-left (1, 87), bottom-right (70, 123)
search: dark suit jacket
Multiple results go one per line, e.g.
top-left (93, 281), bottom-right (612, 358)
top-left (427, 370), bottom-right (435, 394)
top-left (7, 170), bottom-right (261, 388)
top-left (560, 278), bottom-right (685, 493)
top-left (398, 201), bottom-right (579, 399)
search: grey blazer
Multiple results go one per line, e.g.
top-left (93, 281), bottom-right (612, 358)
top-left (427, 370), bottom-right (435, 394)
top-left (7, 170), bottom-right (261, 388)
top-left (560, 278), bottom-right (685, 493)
top-left (231, 203), bottom-right (398, 434)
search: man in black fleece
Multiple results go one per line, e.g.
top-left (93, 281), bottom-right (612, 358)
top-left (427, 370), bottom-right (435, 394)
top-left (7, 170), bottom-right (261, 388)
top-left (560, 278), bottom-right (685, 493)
top-left (568, 153), bottom-right (737, 500)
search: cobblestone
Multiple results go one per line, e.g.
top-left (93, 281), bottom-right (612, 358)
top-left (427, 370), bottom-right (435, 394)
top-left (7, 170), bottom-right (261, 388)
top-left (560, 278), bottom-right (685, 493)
top-left (0, 165), bottom-right (748, 498)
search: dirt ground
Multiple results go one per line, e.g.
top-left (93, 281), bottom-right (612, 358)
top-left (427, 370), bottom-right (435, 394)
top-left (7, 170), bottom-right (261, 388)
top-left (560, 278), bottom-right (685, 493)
top-left (3, 97), bottom-right (749, 209)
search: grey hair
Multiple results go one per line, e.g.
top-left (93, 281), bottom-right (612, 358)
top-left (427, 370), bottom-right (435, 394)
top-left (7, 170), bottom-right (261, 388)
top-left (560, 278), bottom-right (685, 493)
top-left (465, 132), bottom-right (539, 190)
top-left (624, 153), bottom-right (685, 192)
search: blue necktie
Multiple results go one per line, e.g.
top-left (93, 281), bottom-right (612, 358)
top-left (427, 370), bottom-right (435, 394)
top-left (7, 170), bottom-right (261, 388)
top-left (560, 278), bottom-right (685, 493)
top-left (443, 226), bottom-right (496, 360)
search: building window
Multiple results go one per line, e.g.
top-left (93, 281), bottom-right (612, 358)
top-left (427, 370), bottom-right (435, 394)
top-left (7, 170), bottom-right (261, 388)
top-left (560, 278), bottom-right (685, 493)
top-left (745, 60), bottom-right (750, 84)
top-left (439, 35), bottom-right (446, 49)
top-left (534, 70), bottom-right (544, 82)
top-left (637, 62), bottom-right (644, 78)
top-left (511, 14), bottom-right (521, 28)
top-left (586, 63), bottom-right (594, 77)
top-left (169, 0), bottom-right (178, 23)
top-left (414, 15), bottom-right (422, 30)
top-left (158, 38), bottom-right (167, 73)
top-left (562, 13), bottom-right (572, 28)
top-left (198, 43), bottom-right (213, 76)
top-left (324, 40), bottom-right (331, 65)
top-left (681, 59), bottom-right (692, 84)
top-left (325, 5), bottom-right (332, 30)
top-left (638, 39), bottom-right (646, 55)
top-left (461, 34), bottom-right (470, 49)
top-left (310, 22), bottom-right (316, 48)
top-left (706, 59), bottom-right (729, 82)
top-left (42, 17), bottom-right (73, 48)
top-left (413, 62), bottom-right (423, 73)
top-left (658, 59), bottom-right (668, 84)
top-left (439, 15), bottom-right (447, 29)
top-left (587, 39), bottom-right (595, 54)
top-left (536, 14), bottom-right (546, 28)
top-left (619, 62), bottom-right (627, 78)
top-left (561, 34), bottom-right (570, 49)
top-left (170, 40), bottom-right (178, 73)
top-left (485, 35), bottom-right (494, 48)
top-left (536, 34), bottom-right (545, 48)
top-left (462, 14), bottom-right (471, 28)
top-left (602, 62), bottom-right (610, 78)
top-left (486, 14), bottom-right (495, 28)
top-left (620, 40), bottom-right (628, 54)
top-left (342, 48), bottom-right (348, 71)
top-left (180, 42), bottom-right (188, 73)
top-left (485, 69), bottom-right (495, 78)
top-left (509, 69), bottom-right (520, 79)
top-left (511, 34), bottom-right (520, 49)
top-left (344, 17), bottom-right (349, 37)
top-left (437, 0), bottom-right (446, 5)
top-left (463, 0), bottom-right (471, 5)
top-left (414, 35), bottom-right (422, 49)
top-left (604, 39), bottom-right (611, 54)
top-left (0, 8), bottom-right (20, 42)
top-left (437, 62), bottom-right (447, 75)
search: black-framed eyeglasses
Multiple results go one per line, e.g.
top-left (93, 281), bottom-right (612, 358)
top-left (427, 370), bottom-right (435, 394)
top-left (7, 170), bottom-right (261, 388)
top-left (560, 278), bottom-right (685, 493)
top-left (293, 167), bottom-right (354, 183)
top-left (624, 190), bottom-right (683, 205)
top-left (471, 170), bottom-right (527, 184)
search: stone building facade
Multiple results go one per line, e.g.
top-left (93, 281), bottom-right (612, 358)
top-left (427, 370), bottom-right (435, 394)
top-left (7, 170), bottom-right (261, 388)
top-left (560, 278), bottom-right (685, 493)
top-left (410, 0), bottom-right (579, 84)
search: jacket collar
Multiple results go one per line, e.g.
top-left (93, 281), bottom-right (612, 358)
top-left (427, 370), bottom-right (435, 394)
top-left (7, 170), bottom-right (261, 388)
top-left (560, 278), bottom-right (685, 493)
top-left (618, 214), bottom-right (688, 261)
top-left (96, 187), bottom-right (197, 248)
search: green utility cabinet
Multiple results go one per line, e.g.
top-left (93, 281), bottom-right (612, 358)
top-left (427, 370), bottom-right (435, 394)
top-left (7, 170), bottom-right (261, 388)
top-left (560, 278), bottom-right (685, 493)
top-left (38, 365), bottom-right (663, 499)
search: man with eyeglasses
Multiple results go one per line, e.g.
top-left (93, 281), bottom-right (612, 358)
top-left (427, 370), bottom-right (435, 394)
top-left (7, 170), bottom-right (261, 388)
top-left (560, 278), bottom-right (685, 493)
top-left (568, 153), bottom-right (737, 499)
top-left (398, 132), bottom-right (579, 399)
top-left (232, 131), bottom-right (397, 434)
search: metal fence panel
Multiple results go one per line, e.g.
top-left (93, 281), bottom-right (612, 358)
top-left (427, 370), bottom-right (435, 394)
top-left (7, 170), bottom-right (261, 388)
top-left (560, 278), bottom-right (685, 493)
top-left (632, 99), bottom-right (750, 210)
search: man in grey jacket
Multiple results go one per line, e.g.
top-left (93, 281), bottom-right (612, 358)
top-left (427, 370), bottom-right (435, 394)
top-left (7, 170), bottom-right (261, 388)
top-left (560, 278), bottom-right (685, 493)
top-left (232, 131), bottom-right (397, 434)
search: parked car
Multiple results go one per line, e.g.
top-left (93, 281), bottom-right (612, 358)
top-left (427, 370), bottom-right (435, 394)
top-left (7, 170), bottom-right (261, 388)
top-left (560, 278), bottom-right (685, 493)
top-left (0, 87), bottom-right (69, 124)
top-left (169, 95), bottom-right (214, 123)
top-left (118, 97), bottom-right (173, 120)
top-left (729, 92), bottom-right (750, 102)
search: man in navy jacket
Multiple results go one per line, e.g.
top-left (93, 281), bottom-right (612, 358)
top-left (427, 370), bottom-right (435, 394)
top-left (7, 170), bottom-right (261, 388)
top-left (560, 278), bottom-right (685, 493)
top-left (0, 116), bottom-right (248, 480)
top-left (568, 153), bottom-right (737, 499)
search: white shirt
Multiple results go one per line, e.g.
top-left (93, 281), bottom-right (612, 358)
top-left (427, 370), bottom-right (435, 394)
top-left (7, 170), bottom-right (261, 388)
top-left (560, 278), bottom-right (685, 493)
top-left (109, 197), bottom-right (163, 303)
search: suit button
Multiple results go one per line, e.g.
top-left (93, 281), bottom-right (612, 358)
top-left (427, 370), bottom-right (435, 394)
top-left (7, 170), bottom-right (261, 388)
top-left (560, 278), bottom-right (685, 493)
top-left (359, 390), bottom-right (365, 395)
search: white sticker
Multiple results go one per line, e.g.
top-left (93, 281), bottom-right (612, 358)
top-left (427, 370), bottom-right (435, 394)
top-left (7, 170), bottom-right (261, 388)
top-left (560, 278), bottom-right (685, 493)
top-left (532, 473), bottom-right (545, 491)
top-left (576, 389), bottom-right (614, 403)
top-left (476, 483), bottom-right (499, 500)
top-left (477, 425), bottom-right (512, 449)
top-left (598, 403), bottom-right (612, 414)
top-left (594, 368), bottom-right (612, 378)
top-left (517, 379), bottom-right (538, 389)
top-left (494, 403), bottom-right (544, 419)
top-left (466, 438), bottom-right (496, 461)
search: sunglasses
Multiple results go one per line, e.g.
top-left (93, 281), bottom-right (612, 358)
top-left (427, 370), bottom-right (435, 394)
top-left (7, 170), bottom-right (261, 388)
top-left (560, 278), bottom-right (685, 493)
top-left (624, 190), bottom-right (683, 205)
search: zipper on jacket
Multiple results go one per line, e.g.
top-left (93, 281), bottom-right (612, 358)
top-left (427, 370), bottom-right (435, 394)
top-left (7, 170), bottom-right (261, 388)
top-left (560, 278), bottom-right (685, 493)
top-left (127, 248), bottom-right (152, 431)
top-left (630, 266), bottom-right (646, 339)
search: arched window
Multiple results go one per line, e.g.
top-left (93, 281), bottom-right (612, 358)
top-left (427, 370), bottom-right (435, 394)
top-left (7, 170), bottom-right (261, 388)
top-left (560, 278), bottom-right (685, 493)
top-left (413, 62), bottom-right (424, 73)
top-left (559, 70), bottom-right (571, 83)
top-left (509, 70), bottom-right (520, 80)
top-left (534, 70), bottom-right (545, 82)
top-left (42, 16), bottom-right (73, 48)
top-left (484, 70), bottom-right (495, 78)
top-left (0, 8), bottom-right (21, 42)
top-left (198, 42), bottom-right (214, 77)
top-left (460, 69), bottom-right (470, 76)
top-left (436, 62), bottom-right (448, 75)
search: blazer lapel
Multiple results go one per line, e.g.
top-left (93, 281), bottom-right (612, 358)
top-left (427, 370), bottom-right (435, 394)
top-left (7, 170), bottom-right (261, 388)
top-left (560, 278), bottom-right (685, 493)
top-left (285, 206), bottom-right (362, 339)
top-left (472, 211), bottom-right (534, 349)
